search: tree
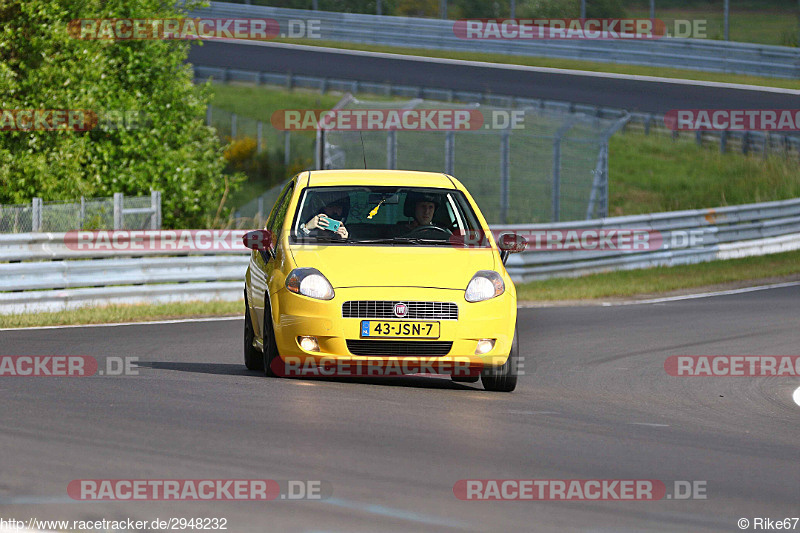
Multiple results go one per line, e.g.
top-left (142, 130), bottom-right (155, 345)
top-left (0, 0), bottom-right (237, 228)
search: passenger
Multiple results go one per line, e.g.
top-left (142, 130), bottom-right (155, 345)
top-left (300, 191), bottom-right (350, 239)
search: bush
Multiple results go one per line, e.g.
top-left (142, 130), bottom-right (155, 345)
top-left (0, 0), bottom-right (242, 228)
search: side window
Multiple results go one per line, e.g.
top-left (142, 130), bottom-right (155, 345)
top-left (266, 182), bottom-right (295, 234)
top-left (267, 182), bottom-right (294, 233)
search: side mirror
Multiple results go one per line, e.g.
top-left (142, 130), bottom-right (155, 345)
top-left (242, 230), bottom-right (273, 251)
top-left (497, 232), bottom-right (528, 264)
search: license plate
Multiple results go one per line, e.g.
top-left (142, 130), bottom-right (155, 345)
top-left (360, 321), bottom-right (440, 339)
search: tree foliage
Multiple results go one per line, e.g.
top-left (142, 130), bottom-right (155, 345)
top-left (0, 0), bottom-right (236, 228)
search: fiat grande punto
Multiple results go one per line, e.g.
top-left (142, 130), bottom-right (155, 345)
top-left (242, 170), bottom-right (526, 392)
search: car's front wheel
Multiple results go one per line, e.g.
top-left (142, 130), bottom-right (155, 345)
top-left (262, 295), bottom-right (281, 378)
top-left (481, 325), bottom-right (519, 392)
top-left (243, 292), bottom-right (264, 371)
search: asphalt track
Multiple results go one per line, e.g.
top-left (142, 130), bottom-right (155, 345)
top-left (187, 41), bottom-right (800, 114)
top-left (1, 285), bottom-right (799, 532)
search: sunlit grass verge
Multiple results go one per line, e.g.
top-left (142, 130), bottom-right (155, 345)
top-left (0, 300), bottom-right (243, 330)
top-left (516, 249), bottom-right (800, 302)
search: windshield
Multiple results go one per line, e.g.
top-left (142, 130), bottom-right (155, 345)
top-left (291, 185), bottom-right (485, 246)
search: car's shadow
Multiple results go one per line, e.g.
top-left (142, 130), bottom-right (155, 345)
top-left (136, 361), bottom-right (481, 390)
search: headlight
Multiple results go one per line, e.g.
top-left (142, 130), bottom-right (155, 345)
top-left (286, 268), bottom-right (335, 300)
top-left (465, 270), bottom-right (505, 302)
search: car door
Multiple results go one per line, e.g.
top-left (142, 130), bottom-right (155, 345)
top-left (251, 180), bottom-right (295, 338)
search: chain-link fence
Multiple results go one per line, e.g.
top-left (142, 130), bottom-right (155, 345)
top-left (230, 182), bottom-right (287, 228)
top-left (0, 192), bottom-right (161, 233)
top-left (318, 97), bottom-right (629, 224)
top-left (207, 105), bottom-right (315, 168)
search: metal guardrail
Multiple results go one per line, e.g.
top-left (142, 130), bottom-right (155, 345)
top-left (502, 198), bottom-right (800, 281)
top-left (1, 198), bottom-right (800, 315)
top-left (194, 66), bottom-right (800, 161)
top-left (191, 2), bottom-right (800, 79)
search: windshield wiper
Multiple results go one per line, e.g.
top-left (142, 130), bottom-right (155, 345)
top-left (353, 237), bottom-right (451, 246)
top-left (296, 235), bottom-right (349, 243)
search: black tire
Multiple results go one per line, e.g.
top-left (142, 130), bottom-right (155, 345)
top-left (243, 292), bottom-right (263, 371)
top-left (481, 325), bottom-right (519, 392)
top-left (262, 295), bottom-right (281, 378)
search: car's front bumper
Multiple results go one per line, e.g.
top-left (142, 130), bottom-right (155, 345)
top-left (270, 286), bottom-right (517, 374)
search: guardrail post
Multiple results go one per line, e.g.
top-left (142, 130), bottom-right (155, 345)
top-left (113, 193), bottom-right (123, 230)
top-left (257, 121), bottom-right (263, 153)
top-left (500, 129), bottom-right (510, 224)
top-left (151, 191), bottom-right (161, 230)
top-left (257, 197), bottom-right (264, 220)
top-left (552, 137), bottom-right (562, 222)
top-left (720, 130), bottom-right (728, 153)
top-left (31, 197), bottom-right (42, 232)
top-left (742, 132), bottom-right (750, 155)
top-left (695, 130), bottom-right (702, 146)
top-left (287, 72), bottom-right (293, 90)
top-left (315, 128), bottom-right (322, 170)
top-left (79, 196), bottom-right (85, 230)
top-left (320, 78), bottom-right (328, 94)
top-left (445, 131), bottom-right (455, 176)
top-left (601, 144), bottom-right (609, 218)
top-left (644, 114), bottom-right (652, 135)
top-left (551, 119), bottom-right (576, 222)
top-left (231, 113), bottom-right (237, 138)
top-left (387, 130), bottom-right (397, 170)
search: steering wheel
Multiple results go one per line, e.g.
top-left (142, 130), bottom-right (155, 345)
top-left (405, 224), bottom-right (452, 237)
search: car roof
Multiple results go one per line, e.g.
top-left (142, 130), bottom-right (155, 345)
top-left (304, 169), bottom-right (456, 188)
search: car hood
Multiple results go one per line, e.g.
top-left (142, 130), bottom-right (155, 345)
top-left (289, 245), bottom-right (496, 289)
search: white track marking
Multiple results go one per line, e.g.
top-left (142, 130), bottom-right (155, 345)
top-left (600, 281), bottom-right (800, 306)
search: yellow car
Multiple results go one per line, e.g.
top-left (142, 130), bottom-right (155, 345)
top-left (242, 170), bottom-right (525, 392)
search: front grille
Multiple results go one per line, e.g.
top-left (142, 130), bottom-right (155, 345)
top-left (346, 340), bottom-right (453, 356)
top-left (342, 301), bottom-right (458, 320)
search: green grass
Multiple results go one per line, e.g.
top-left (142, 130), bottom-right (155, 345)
top-left (608, 130), bottom-right (800, 215)
top-left (516, 249), bottom-right (800, 301)
top-left (269, 38), bottom-right (800, 90)
top-left (626, 6), bottom-right (798, 47)
top-left (0, 300), bottom-right (243, 329)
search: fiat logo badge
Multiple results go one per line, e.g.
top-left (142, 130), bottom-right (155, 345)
top-left (394, 302), bottom-right (408, 318)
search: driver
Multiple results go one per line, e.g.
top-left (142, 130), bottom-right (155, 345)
top-left (397, 192), bottom-right (450, 235)
top-left (300, 191), bottom-right (350, 239)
